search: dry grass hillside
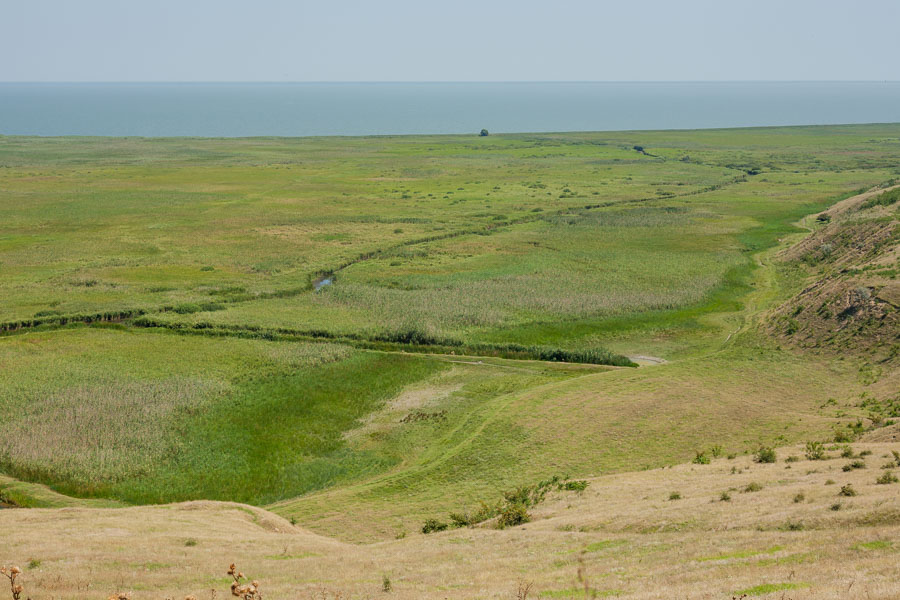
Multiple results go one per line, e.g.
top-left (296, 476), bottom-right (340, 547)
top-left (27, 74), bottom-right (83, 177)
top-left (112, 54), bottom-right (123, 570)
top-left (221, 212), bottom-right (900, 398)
top-left (2, 440), bottom-right (899, 599)
top-left (768, 184), bottom-right (899, 426)
top-left (771, 184), bottom-right (900, 362)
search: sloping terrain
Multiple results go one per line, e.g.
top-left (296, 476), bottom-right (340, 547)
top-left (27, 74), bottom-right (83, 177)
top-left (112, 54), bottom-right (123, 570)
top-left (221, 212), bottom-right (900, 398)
top-left (768, 185), bottom-right (899, 419)
top-left (2, 440), bottom-right (899, 599)
top-left (771, 184), bottom-right (899, 362)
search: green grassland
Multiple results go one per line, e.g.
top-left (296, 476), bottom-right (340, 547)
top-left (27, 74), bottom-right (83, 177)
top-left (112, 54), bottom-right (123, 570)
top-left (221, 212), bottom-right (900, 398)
top-left (1, 125), bottom-right (899, 535)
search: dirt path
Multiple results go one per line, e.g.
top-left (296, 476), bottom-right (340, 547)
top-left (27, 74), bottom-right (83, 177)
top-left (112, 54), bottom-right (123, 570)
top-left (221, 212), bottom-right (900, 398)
top-left (627, 355), bottom-right (668, 365)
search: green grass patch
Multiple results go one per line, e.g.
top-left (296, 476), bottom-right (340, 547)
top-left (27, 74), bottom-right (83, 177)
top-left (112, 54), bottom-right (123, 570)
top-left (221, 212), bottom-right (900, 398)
top-left (853, 540), bottom-right (893, 551)
top-left (734, 582), bottom-right (809, 597)
top-left (541, 588), bottom-right (621, 598)
top-left (697, 545), bottom-right (783, 562)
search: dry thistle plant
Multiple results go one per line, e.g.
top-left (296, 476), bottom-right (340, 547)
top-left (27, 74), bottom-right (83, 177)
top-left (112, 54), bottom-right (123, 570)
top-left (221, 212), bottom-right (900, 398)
top-left (228, 563), bottom-right (262, 600)
top-left (1, 566), bottom-right (27, 600)
top-left (575, 554), bottom-right (594, 600)
top-left (515, 580), bottom-right (533, 600)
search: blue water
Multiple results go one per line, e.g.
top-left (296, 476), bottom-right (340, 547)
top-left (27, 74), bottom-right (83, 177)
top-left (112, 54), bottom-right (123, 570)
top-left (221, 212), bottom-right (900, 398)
top-left (2, 82), bottom-right (900, 137)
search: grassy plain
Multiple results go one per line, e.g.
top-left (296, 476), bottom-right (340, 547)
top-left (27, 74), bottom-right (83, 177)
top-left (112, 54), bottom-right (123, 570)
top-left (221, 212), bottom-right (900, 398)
top-left (1, 125), bottom-right (899, 595)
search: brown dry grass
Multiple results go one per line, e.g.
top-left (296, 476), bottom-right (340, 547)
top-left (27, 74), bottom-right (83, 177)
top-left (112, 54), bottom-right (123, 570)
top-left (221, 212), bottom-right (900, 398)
top-left (2, 441), bottom-right (898, 599)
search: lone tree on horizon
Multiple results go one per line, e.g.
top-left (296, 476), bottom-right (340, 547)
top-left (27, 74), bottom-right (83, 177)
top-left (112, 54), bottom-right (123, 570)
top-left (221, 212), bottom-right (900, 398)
top-left (480, 129), bottom-right (489, 136)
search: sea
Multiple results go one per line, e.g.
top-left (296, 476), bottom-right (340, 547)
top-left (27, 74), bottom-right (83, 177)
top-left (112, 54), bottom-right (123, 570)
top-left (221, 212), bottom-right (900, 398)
top-left (1, 81), bottom-right (900, 137)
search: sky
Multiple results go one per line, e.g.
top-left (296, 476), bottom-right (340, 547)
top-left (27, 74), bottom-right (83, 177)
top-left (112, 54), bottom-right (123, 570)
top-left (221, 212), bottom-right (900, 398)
top-left (3, 0), bottom-right (900, 82)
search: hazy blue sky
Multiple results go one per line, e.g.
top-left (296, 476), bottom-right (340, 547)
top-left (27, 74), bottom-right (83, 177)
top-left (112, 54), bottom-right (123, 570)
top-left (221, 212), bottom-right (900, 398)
top-left (3, 0), bottom-right (899, 82)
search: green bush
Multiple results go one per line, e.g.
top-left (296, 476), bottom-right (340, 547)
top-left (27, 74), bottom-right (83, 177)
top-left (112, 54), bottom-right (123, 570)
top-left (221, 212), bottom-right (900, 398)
top-left (842, 460), bottom-right (865, 472)
top-left (560, 480), bottom-right (589, 492)
top-left (839, 484), bottom-right (857, 497)
top-left (693, 451), bottom-right (710, 465)
top-left (754, 446), bottom-right (777, 464)
top-left (497, 504), bottom-right (530, 529)
top-left (876, 471), bottom-right (898, 485)
top-left (861, 187), bottom-right (900, 209)
top-left (669, 491), bottom-right (681, 501)
top-left (422, 518), bottom-right (448, 534)
top-left (805, 441), bottom-right (825, 461)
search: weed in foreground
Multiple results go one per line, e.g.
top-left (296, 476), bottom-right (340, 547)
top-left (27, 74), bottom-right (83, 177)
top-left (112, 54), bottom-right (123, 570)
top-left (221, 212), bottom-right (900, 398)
top-left (228, 563), bottom-right (262, 600)
top-left (1, 566), bottom-right (26, 600)
top-left (515, 580), bottom-right (533, 600)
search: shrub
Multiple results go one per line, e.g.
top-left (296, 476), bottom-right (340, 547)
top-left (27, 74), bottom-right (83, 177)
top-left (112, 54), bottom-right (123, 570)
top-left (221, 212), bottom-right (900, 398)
top-left (693, 451), bottom-right (710, 465)
top-left (842, 460), bottom-right (865, 472)
top-left (719, 491), bottom-right (731, 502)
top-left (784, 520), bottom-right (804, 531)
top-left (840, 446), bottom-right (855, 458)
top-left (876, 471), bottom-right (898, 485)
top-left (861, 186), bottom-right (900, 209)
top-left (825, 479), bottom-right (836, 485)
top-left (743, 482), bottom-right (763, 493)
top-left (422, 518), bottom-right (448, 534)
top-left (561, 480), bottom-right (589, 492)
top-left (382, 575), bottom-right (392, 592)
top-left (498, 504), bottom-right (530, 529)
top-left (669, 491), bottom-right (681, 501)
top-left (830, 502), bottom-right (843, 511)
top-left (839, 484), bottom-right (857, 497)
top-left (449, 512), bottom-right (472, 528)
top-left (754, 446), bottom-right (777, 463)
top-left (833, 428), bottom-right (854, 443)
top-left (785, 455), bottom-right (800, 463)
top-left (479, 129), bottom-right (489, 137)
top-left (793, 493), bottom-right (805, 503)
top-left (805, 441), bottom-right (826, 461)
top-left (710, 445), bottom-right (723, 458)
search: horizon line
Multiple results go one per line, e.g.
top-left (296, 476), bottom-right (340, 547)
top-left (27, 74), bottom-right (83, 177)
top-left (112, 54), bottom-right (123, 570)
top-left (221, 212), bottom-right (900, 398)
top-left (2, 80), bottom-right (900, 85)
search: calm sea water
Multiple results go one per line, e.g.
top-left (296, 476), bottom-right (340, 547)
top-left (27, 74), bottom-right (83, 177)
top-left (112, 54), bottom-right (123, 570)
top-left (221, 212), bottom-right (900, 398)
top-left (2, 82), bottom-right (900, 137)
